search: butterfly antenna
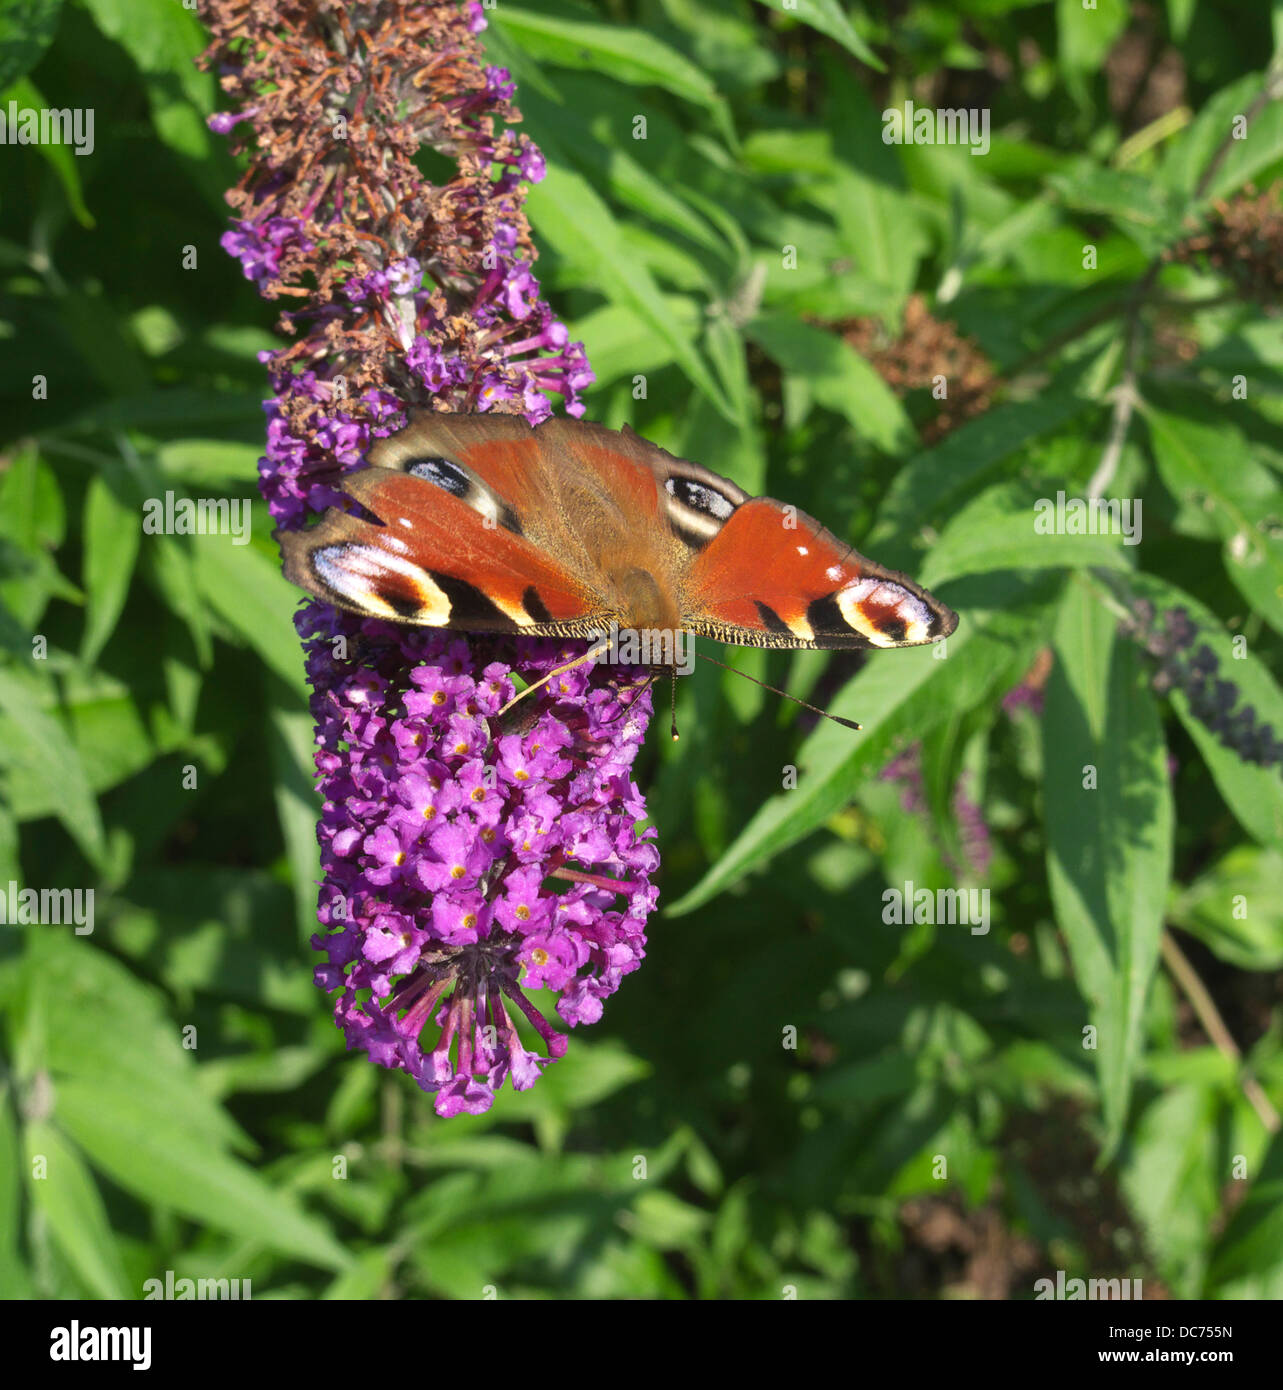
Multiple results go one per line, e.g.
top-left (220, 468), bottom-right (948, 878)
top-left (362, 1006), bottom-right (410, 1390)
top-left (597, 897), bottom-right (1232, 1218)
top-left (497, 640), bottom-right (610, 719)
top-left (695, 651), bottom-right (862, 731)
top-left (670, 669), bottom-right (679, 742)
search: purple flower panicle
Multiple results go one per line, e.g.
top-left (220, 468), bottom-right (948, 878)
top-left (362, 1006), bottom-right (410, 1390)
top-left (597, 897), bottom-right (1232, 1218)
top-left (199, 0), bottom-right (647, 1113)
top-left (303, 609), bottom-right (657, 1116)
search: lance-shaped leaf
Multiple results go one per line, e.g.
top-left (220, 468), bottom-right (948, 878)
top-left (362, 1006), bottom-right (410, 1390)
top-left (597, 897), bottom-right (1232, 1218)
top-left (1043, 580), bottom-right (1173, 1159)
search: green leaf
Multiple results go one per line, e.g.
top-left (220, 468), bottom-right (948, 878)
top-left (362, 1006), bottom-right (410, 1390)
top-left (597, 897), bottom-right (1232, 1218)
top-left (80, 475), bottom-right (141, 667)
top-left (812, 168), bottom-right (928, 298)
top-left (64, 389), bottom-right (267, 434)
top-left (492, 7), bottom-right (722, 109)
top-left (0, 0), bottom-right (63, 89)
top-left (27, 937), bottom-right (248, 1153)
top-left (268, 685), bottom-right (322, 943)
top-left (526, 161), bottom-right (737, 423)
top-left (156, 439), bottom-right (262, 488)
top-left (867, 365), bottom-right (1095, 554)
top-left (1161, 72), bottom-right (1283, 204)
top-left (567, 298), bottom-right (698, 386)
top-left (144, 535), bottom-right (213, 667)
top-left (629, 1189), bottom-right (710, 1250)
top-left (746, 312), bottom-right (914, 453)
top-left (2, 77), bottom-right (92, 226)
top-left (1165, 0), bottom-right (1196, 42)
top-left (0, 1081), bottom-right (29, 1297)
top-left (107, 868), bottom-right (316, 1014)
top-left (755, 0), bottom-right (885, 71)
top-left (54, 1077), bottom-right (349, 1271)
top-left (1043, 581), bottom-right (1174, 1159)
top-left (594, 143), bottom-right (730, 259)
top-left (1206, 1127), bottom-right (1283, 1297)
top-left (1120, 1083), bottom-right (1220, 1296)
top-left (1049, 165), bottom-right (1184, 256)
top-left (919, 480), bottom-right (1134, 589)
top-left (0, 666), bottom-right (106, 868)
top-left (189, 532), bottom-right (305, 693)
top-left (322, 1247), bottom-right (396, 1300)
top-left (1056, 0), bottom-right (1128, 90)
top-left (23, 1119), bottom-right (130, 1299)
top-left (80, 0), bottom-right (214, 164)
top-left (1145, 407), bottom-right (1283, 637)
top-left (496, 1038), bottom-right (650, 1122)
top-left (1169, 846), bottom-right (1283, 971)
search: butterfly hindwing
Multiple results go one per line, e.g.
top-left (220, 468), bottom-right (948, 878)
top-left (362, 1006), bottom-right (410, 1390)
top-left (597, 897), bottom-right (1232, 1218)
top-left (680, 497), bottom-right (957, 650)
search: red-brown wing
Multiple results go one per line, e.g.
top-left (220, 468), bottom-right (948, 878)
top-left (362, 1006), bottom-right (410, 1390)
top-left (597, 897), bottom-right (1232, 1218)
top-left (278, 445), bottom-right (608, 635)
top-left (365, 413), bottom-right (670, 566)
top-left (681, 498), bottom-right (958, 650)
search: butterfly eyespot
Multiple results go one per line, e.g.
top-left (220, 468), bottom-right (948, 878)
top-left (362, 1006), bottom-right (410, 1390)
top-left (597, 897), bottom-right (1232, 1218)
top-left (835, 579), bottom-right (935, 647)
top-left (665, 476), bottom-right (736, 521)
top-left (407, 456), bottom-right (470, 497)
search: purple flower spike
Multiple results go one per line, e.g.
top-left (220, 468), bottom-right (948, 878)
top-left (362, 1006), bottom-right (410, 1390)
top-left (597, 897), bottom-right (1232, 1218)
top-left (303, 609), bottom-right (656, 1116)
top-left (200, 0), bottom-right (645, 1113)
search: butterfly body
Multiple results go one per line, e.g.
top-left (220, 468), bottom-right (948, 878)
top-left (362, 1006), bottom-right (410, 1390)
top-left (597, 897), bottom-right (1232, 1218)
top-left (279, 412), bottom-right (957, 656)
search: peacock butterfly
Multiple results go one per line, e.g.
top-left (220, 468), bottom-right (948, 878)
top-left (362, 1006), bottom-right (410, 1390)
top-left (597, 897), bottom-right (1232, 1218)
top-left (278, 412), bottom-right (957, 694)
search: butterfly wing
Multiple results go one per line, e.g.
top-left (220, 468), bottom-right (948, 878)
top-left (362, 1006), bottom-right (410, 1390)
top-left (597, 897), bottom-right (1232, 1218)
top-left (278, 414), bottom-right (615, 634)
top-left (679, 497), bottom-right (958, 650)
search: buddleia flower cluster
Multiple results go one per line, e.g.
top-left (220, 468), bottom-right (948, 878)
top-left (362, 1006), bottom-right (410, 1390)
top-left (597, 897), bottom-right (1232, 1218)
top-left (879, 745), bottom-right (993, 877)
top-left (303, 611), bottom-right (656, 1115)
top-left (199, 0), bottom-right (657, 1113)
top-left (1121, 600), bottom-right (1282, 769)
top-left (1169, 181), bottom-right (1283, 305)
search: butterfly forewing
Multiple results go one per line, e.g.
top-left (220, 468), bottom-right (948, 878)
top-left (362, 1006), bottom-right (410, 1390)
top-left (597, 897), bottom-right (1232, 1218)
top-left (279, 450), bottom-right (607, 634)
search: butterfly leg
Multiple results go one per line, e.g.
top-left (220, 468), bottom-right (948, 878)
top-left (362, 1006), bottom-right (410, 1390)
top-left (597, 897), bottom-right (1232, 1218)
top-left (496, 639), bottom-right (612, 720)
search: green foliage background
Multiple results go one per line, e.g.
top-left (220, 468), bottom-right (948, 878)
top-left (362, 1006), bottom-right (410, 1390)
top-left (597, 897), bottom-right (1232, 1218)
top-left (2, 0), bottom-right (1283, 1299)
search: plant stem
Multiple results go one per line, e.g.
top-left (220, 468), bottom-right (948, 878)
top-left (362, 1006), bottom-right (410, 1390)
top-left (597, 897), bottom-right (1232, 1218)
top-left (1160, 930), bottom-right (1280, 1134)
